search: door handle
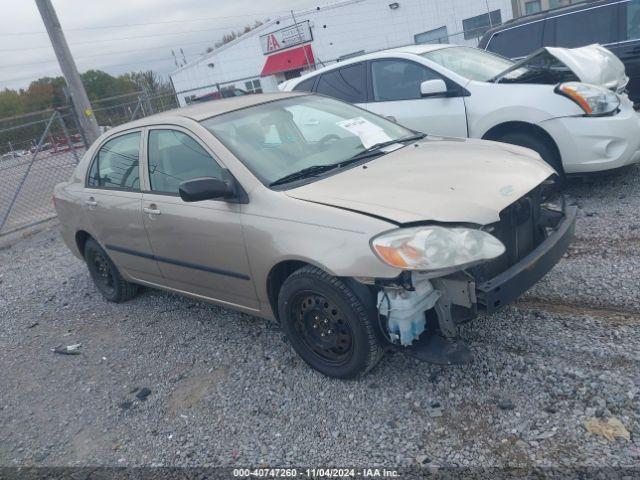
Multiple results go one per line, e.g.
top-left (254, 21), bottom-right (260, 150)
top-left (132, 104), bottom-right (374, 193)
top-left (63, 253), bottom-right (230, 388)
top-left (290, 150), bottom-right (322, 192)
top-left (384, 115), bottom-right (397, 123)
top-left (143, 206), bottom-right (161, 216)
top-left (85, 197), bottom-right (97, 207)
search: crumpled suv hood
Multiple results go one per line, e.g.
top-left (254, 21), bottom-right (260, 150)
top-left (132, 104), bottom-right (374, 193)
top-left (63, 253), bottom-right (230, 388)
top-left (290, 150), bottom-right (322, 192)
top-left (499, 44), bottom-right (629, 92)
top-left (546, 44), bottom-right (628, 91)
top-left (286, 137), bottom-right (555, 226)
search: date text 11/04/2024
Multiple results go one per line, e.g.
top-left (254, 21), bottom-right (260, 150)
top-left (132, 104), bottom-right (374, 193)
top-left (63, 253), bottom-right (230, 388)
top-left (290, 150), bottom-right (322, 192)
top-left (232, 468), bottom-right (400, 477)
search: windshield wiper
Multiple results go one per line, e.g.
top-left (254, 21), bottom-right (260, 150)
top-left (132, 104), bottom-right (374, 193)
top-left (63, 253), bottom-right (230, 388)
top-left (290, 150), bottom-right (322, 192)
top-left (343, 133), bottom-right (426, 163)
top-left (269, 133), bottom-right (426, 187)
top-left (269, 164), bottom-right (341, 187)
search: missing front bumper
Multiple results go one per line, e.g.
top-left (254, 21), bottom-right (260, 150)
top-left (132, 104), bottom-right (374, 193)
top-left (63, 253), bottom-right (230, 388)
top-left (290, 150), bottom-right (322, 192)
top-left (476, 205), bottom-right (577, 314)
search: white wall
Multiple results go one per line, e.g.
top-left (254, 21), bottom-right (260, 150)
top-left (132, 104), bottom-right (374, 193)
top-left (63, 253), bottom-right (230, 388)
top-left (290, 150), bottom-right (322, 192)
top-left (171, 0), bottom-right (513, 106)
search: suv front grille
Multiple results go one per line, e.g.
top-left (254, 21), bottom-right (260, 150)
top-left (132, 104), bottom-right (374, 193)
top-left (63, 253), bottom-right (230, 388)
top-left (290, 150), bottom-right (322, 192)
top-left (470, 186), bottom-right (546, 283)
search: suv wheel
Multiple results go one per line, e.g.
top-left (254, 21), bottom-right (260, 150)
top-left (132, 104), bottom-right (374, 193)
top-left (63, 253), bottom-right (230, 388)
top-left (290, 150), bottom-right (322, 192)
top-left (84, 238), bottom-right (138, 303)
top-left (277, 266), bottom-right (384, 378)
top-left (496, 131), bottom-right (564, 187)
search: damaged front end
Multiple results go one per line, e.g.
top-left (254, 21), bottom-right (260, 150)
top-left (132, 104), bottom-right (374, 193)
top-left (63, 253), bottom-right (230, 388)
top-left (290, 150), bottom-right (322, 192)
top-left (370, 186), bottom-right (577, 364)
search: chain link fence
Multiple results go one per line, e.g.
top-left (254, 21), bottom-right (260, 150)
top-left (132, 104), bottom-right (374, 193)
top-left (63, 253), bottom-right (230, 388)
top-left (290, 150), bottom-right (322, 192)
top-left (0, 110), bottom-right (83, 236)
top-left (0, 90), bottom-right (182, 237)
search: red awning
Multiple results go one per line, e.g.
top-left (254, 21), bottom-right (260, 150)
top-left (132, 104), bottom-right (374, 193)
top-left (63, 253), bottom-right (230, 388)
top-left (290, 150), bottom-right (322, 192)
top-left (261, 45), bottom-right (315, 76)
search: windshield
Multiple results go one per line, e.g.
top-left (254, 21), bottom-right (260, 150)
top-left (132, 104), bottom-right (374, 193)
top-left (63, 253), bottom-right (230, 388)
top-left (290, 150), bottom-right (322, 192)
top-left (421, 46), bottom-right (514, 82)
top-left (201, 95), bottom-right (413, 186)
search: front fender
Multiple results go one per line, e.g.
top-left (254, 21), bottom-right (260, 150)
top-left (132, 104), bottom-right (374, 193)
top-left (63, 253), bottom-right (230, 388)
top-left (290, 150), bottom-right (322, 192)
top-left (465, 82), bottom-right (583, 138)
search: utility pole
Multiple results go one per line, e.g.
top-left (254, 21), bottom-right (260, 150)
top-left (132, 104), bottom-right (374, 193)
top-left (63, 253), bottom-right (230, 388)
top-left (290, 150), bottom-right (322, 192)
top-left (35, 0), bottom-right (101, 146)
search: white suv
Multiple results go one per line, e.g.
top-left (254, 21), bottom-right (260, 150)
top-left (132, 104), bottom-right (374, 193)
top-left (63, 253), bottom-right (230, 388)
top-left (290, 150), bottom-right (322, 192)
top-left (280, 44), bottom-right (640, 179)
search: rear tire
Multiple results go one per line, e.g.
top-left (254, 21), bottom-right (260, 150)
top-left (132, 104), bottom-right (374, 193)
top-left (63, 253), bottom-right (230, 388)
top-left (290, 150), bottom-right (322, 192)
top-left (495, 131), bottom-right (564, 187)
top-left (277, 266), bottom-right (384, 379)
top-left (84, 238), bottom-right (138, 303)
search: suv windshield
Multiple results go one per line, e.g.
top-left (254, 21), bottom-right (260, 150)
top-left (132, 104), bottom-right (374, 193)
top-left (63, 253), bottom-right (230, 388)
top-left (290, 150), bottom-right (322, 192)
top-left (201, 95), bottom-right (415, 187)
top-left (421, 46), bottom-right (514, 81)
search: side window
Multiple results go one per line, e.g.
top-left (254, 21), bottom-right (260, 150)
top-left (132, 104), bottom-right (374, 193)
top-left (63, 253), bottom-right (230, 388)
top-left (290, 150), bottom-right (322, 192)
top-left (371, 59), bottom-right (441, 101)
top-left (147, 130), bottom-right (223, 195)
top-left (553, 5), bottom-right (618, 47)
top-left (87, 132), bottom-right (141, 190)
top-left (625, 0), bottom-right (640, 41)
top-left (315, 63), bottom-right (367, 103)
top-left (292, 76), bottom-right (317, 92)
top-left (487, 22), bottom-right (544, 58)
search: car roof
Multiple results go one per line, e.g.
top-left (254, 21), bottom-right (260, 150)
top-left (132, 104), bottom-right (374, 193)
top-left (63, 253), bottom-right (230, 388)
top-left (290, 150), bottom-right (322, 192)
top-left (127, 92), bottom-right (306, 125)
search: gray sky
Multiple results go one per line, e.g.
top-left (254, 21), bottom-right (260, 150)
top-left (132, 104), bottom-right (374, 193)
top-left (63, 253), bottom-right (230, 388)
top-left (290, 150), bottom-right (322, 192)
top-left (0, 0), bottom-right (321, 90)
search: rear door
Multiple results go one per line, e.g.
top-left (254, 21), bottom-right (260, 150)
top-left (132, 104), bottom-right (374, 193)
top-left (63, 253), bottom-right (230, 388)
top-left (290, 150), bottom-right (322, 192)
top-left (140, 127), bottom-right (258, 310)
top-left (364, 58), bottom-right (467, 137)
top-left (83, 130), bottom-right (163, 283)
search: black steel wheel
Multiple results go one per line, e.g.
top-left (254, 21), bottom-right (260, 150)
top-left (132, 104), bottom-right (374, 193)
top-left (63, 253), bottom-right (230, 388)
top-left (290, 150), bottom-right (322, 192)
top-left (84, 238), bottom-right (138, 303)
top-left (278, 266), bottom-right (385, 378)
top-left (290, 292), bottom-right (354, 366)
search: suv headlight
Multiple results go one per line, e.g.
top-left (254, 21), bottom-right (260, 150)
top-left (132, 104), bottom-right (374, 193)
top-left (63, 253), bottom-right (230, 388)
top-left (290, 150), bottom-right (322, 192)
top-left (556, 82), bottom-right (619, 116)
top-left (371, 226), bottom-right (505, 271)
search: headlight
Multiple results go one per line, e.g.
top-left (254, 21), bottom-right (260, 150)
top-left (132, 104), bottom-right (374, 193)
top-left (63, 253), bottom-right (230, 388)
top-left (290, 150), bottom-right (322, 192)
top-left (556, 82), bottom-right (619, 116)
top-left (371, 226), bottom-right (505, 271)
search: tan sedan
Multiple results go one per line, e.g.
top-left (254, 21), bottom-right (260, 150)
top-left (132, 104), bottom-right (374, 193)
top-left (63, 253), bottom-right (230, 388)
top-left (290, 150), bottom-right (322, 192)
top-left (54, 92), bottom-right (575, 378)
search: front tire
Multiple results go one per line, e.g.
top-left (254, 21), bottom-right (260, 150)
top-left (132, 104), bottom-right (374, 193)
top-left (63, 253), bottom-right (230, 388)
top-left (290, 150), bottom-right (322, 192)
top-left (277, 266), bottom-right (384, 379)
top-left (84, 238), bottom-right (138, 303)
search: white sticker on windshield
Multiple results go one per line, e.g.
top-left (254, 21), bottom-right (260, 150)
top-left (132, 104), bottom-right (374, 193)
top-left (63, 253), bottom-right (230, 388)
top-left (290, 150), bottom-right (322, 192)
top-left (336, 117), bottom-right (392, 148)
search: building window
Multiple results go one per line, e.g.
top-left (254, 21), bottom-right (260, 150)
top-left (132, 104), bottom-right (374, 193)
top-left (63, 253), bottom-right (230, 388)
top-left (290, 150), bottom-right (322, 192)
top-left (549, 0), bottom-right (576, 8)
top-left (462, 10), bottom-right (502, 39)
top-left (414, 26), bottom-right (449, 44)
top-left (244, 79), bottom-right (263, 93)
top-left (525, 0), bottom-right (541, 14)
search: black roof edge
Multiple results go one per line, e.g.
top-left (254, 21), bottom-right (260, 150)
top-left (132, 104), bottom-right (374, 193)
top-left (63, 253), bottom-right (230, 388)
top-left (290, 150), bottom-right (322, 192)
top-left (483, 0), bottom-right (609, 36)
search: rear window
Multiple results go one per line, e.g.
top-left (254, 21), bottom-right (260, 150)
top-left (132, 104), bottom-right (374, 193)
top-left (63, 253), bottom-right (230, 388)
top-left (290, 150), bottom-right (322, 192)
top-left (315, 63), bottom-right (367, 103)
top-left (87, 132), bottom-right (141, 190)
top-left (292, 76), bottom-right (316, 92)
top-left (624, 0), bottom-right (640, 41)
top-left (486, 21), bottom-right (544, 58)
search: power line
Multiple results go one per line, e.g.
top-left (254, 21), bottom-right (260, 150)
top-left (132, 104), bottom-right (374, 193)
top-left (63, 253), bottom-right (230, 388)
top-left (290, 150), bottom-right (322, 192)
top-left (0, 11), bottom-right (289, 36)
top-left (0, 23), bottom-right (275, 53)
top-left (0, 39), bottom-right (220, 69)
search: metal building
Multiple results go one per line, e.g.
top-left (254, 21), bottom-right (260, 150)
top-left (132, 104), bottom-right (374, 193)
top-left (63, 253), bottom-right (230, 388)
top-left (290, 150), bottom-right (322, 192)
top-left (170, 0), bottom-right (514, 106)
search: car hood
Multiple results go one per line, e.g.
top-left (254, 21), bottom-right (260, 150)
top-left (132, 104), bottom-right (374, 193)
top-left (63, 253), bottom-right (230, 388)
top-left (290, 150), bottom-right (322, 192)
top-left (502, 44), bottom-right (628, 91)
top-left (285, 137), bottom-right (555, 225)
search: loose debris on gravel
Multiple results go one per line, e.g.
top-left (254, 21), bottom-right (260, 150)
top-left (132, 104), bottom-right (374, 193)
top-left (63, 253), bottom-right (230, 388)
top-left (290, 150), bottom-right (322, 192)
top-left (0, 166), bottom-right (639, 468)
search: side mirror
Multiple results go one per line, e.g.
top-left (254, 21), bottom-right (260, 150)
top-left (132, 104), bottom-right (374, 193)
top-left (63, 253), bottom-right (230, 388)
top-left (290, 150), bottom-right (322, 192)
top-left (178, 177), bottom-right (234, 202)
top-left (420, 79), bottom-right (448, 98)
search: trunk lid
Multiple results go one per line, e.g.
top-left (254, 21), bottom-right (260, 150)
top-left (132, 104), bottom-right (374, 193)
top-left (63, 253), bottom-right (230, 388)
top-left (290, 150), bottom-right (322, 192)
top-left (285, 137), bottom-right (555, 225)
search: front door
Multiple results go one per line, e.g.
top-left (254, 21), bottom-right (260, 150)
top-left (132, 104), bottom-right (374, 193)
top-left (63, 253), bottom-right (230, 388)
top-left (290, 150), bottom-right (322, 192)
top-left (364, 59), bottom-right (468, 137)
top-left (141, 127), bottom-right (258, 311)
top-left (83, 130), bottom-right (163, 283)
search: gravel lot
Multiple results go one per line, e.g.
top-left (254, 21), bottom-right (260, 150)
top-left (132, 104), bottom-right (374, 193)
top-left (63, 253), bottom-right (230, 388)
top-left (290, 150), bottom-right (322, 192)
top-left (0, 166), bottom-right (639, 469)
